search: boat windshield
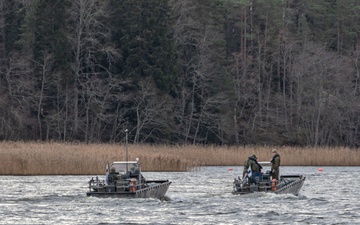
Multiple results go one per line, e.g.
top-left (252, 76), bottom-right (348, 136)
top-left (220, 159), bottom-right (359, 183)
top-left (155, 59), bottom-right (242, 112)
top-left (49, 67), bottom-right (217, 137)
top-left (258, 161), bottom-right (271, 166)
top-left (110, 161), bottom-right (139, 174)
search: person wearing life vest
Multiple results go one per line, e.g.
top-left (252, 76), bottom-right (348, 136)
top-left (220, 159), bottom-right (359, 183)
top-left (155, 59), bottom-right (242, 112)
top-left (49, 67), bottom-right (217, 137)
top-left (242, 155), bottom-right (262, 181)
top-left (270, 149), bottom-right (281, 180)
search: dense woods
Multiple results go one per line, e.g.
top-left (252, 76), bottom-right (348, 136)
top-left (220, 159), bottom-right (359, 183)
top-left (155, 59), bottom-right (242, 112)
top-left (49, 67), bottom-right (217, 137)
top-left (0, 0), bottom-right (360, 147)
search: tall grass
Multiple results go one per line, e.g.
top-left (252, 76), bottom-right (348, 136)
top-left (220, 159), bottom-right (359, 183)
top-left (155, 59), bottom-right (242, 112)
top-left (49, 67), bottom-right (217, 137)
top-left (0, 141), bottom-right (359, 175)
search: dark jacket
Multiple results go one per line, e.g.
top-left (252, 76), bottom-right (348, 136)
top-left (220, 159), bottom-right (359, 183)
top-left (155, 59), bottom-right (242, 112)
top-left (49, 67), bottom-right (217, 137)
top-left (243, 156), bottom-right (262, 178)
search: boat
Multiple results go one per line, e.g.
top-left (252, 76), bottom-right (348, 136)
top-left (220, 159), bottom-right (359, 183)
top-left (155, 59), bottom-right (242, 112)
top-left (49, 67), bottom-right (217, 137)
top-left (86, 129), bottom-right (171, 199)
top-left (86, 159), bottom-right (171, 199)
top-left (232, 162), bottom-right (305, 196)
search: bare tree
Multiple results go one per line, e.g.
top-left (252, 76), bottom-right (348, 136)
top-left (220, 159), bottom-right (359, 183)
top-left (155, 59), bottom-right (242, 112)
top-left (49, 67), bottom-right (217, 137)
top-left (32, 51), bottom-right (54, 140)
top-left (67, 0), bottom-right (119, 141)
top-left (130, 78), bottom-right (174, 143)
top-left (293, 43), bottom-right (353, 146)
top-left (171, 0), bottom-right (229, 144)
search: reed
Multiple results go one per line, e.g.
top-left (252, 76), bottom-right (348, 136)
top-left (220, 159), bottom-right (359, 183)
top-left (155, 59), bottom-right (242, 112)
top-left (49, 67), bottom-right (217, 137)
top-left (0, 141), bottom-right (359, 175)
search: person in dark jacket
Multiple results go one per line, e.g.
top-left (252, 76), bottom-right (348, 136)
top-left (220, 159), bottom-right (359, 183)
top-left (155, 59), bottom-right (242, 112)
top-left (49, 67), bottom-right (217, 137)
top-left (242, 155), bottom-right (262, 179)
top-left (108, 167), bottom-right (118, 183)
top-left (270, 149), bottom-right (281, 180)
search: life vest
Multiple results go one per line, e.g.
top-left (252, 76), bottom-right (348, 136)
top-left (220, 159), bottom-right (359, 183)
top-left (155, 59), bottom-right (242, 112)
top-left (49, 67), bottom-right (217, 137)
top-left (130, 178), bottom-right (137, 192)
top-left (271, 178), bottom-right (277, 191)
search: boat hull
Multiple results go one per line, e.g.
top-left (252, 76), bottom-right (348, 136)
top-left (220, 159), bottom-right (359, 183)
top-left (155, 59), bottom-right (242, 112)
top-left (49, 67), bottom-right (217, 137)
top-left (87, 180), bottom-right (171, 200)
top-left (275, 175), bottom-right (305, 195)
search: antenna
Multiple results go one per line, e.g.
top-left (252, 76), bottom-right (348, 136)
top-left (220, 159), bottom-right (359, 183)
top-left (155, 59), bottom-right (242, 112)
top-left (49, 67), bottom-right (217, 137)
top-left (125, 128), bottom-right (129, 172)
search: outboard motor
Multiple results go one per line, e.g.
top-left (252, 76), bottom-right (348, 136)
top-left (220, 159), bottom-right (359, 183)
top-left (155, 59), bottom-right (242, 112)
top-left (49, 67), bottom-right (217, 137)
top-left (233, 177), bottom-right (243, 191)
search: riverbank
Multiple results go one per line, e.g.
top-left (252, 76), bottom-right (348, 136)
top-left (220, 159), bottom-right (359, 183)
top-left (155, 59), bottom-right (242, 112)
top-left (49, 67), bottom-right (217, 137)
top-left (1, 141), bottom-right (359, 175)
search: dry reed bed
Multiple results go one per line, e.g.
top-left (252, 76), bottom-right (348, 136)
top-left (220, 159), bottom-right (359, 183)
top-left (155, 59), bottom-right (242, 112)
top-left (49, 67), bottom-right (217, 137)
top-left (0, 142), bottom-right (359, 175)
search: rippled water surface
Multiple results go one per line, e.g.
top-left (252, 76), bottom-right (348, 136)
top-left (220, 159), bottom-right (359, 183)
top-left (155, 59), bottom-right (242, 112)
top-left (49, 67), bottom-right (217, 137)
top-left (0, 166), bottom-right (359, 224)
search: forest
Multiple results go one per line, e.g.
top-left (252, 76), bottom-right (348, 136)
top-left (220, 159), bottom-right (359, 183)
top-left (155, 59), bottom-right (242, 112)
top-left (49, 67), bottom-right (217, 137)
top-left (0, 0), bottom-right (360, 147)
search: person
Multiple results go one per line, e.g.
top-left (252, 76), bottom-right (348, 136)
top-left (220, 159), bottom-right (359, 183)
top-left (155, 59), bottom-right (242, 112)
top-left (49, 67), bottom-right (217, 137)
top-left (242, 155), bottom-right (263, 182)
top-left (130, 163), bottom-right (140, 177)
top-left (270, 149), bottom-right (281, 180)
top-left (130, 163), bottom-right (139, 173)
top-left (108, 167), bottom-right (118, 183)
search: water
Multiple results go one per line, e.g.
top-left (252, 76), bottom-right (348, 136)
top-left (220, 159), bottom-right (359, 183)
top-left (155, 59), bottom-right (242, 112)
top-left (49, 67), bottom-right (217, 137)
top-left (0, 166), bottom-right (359, 225)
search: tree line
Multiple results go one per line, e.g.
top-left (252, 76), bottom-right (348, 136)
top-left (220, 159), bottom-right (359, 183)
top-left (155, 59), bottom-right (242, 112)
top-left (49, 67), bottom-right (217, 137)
top-left (0, 0), bottom-right (359, 147)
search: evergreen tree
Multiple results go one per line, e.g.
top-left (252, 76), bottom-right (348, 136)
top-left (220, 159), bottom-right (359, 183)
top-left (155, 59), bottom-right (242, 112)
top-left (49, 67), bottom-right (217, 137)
top-left (110, 0), bottom-right (177, 92)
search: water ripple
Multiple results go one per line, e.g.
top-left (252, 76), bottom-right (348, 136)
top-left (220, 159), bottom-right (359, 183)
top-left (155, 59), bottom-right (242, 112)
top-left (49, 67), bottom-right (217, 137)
top-left (0, 167), bottom-right (360, 224)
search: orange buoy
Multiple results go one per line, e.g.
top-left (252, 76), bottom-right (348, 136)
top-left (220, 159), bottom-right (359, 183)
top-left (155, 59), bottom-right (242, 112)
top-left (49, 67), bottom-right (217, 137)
top-left (228, 168), bottom-right (233, 171)
top-left (318, 168), bottom-right (323, 172)
top-left (271, 179), bottom-right (277, 191)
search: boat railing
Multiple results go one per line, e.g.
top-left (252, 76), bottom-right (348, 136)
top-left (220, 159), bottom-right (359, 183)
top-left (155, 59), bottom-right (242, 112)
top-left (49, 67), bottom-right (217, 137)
top-left (113, 179), bottom-right (144, 191)
top-left (88, 176), bottom-right (105, 190)
top-left (88, 176), bottom-right (145, 192)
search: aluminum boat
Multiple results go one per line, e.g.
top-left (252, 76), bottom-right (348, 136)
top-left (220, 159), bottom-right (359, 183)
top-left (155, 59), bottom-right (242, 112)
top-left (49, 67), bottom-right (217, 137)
top-left (87, 159), bottom-right (171, 199)
top-left (232, 162), bottom-right (305, 196)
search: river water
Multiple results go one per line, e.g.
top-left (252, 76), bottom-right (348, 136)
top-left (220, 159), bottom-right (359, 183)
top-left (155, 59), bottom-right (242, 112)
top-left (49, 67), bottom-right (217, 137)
top-left (0, 166), bottom-right (359, 224)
